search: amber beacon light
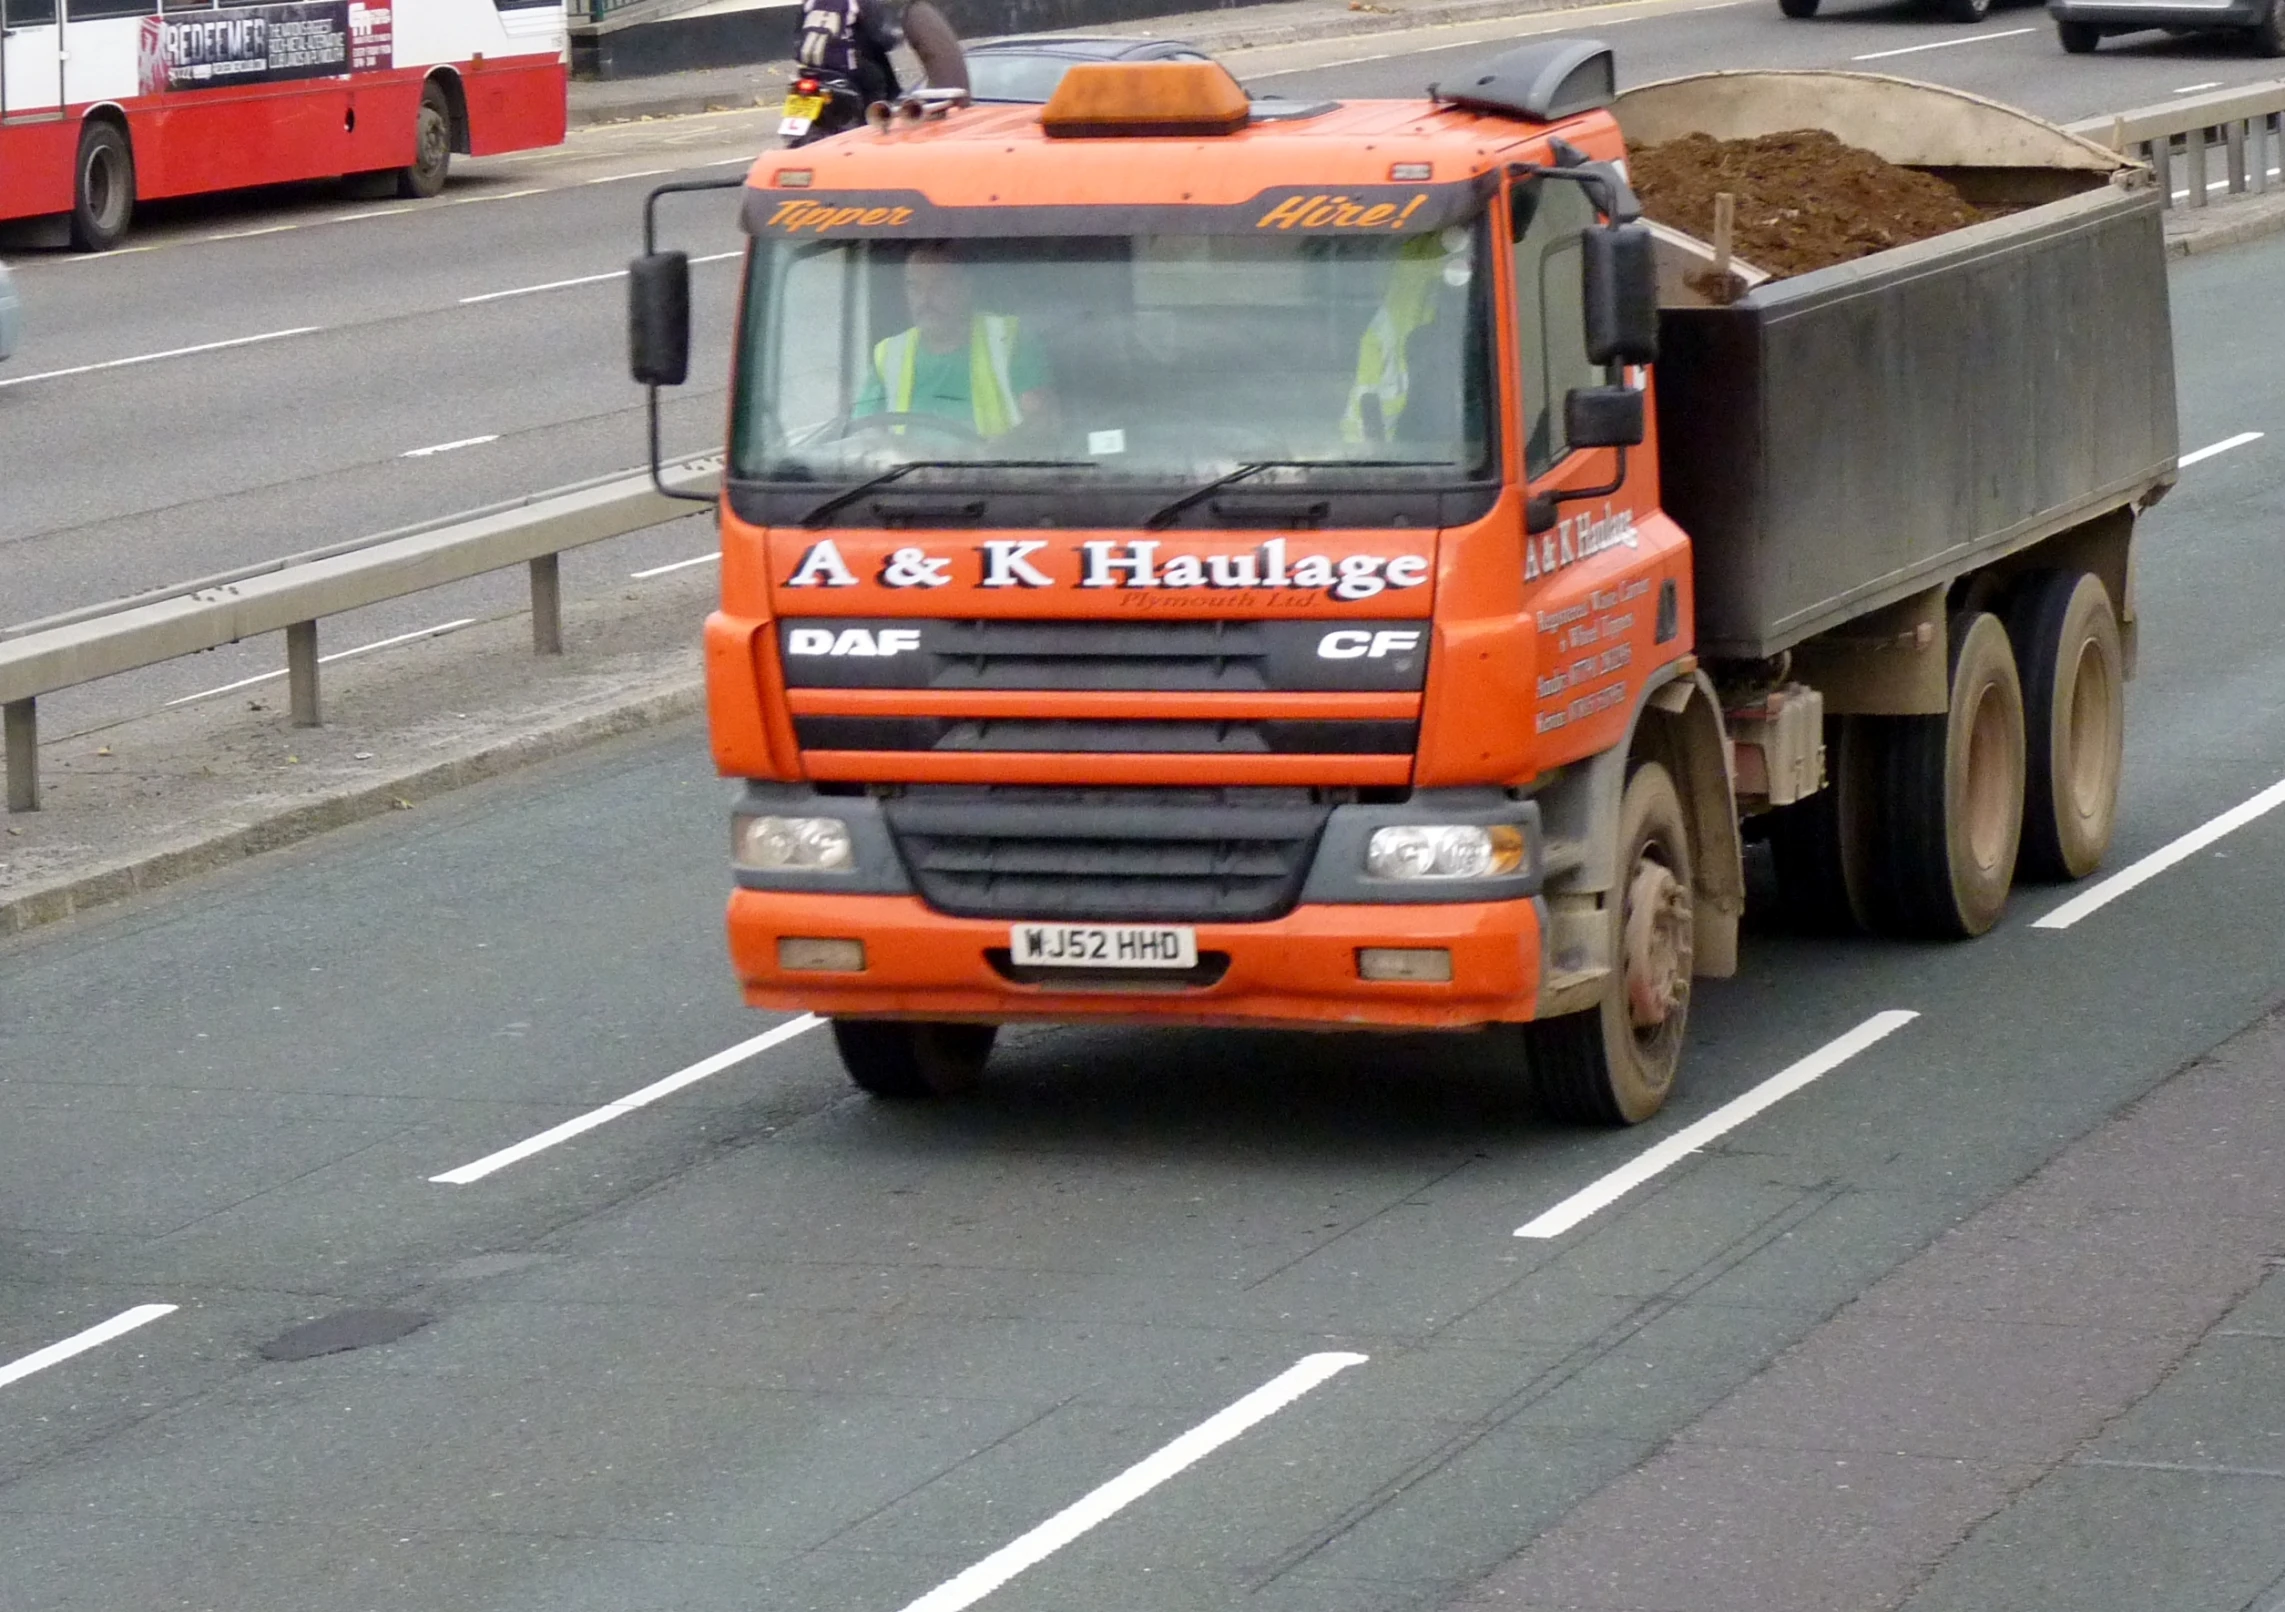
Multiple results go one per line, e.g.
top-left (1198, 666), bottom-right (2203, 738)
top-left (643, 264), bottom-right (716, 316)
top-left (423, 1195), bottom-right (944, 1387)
top-left (1040, 61), bottom-right (1253, 138)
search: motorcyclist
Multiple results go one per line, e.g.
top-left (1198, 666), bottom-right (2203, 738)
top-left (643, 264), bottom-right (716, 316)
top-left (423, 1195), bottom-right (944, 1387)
top-left (795, 0), bottom-right (902, 112)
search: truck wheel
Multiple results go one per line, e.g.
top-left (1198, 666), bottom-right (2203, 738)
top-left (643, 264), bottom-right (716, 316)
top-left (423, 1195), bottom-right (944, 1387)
top-left (69, 120), bottom-right (135, 252)
top-left (1779, 0), bottom-right (1819, 16)
top-left (397, 82), bottom-right (454, 200)
top-left (1943, 0), bottom-right (1991, 20)
top-left (2008, 571), bottom-right (2124, 881)
top-left (1767, 717), bottom-right (1873, 933)
top-left (1861, 611), bottom-right (2026, 939)
top-left (2057, 19), bottom-right (2102, 50)
top-left (1525, 762), bottom-right (1694, 1126)
top-left (830, 1020), bottom-right (995, 1099)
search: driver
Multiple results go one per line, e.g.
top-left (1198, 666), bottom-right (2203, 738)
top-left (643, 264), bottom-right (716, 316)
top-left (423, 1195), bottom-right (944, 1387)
top-left (852, 244), bottom-right (1055, 440)
top-left (1342, 229), bottom-right (1465, 447)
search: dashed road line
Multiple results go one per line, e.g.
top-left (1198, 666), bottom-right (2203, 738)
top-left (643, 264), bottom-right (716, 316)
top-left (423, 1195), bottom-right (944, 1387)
top-left (1514, 1011), bottom-right (1919, 1238)
top-left (1852, 25), bottom-right (2035, 59)
top-left (165, 620), bottom-right (478, 707)
top-left (0, 1306), bottom-right (178, 1391)
top-left (402, 434), bottom-right (500, 457)
top-left (896, 1352), bottom-right (1370, 1612)
top-left (430, 1014), bottom-right (824, 1184)
top-left (2179, 430), bottom-right (2264, 467)
top-left (631, 550), bottom-right (721, 579)
top-left (0, 326), bottom-right (322, 389)
top-left (2034, 776), bottom-right (2285, 931)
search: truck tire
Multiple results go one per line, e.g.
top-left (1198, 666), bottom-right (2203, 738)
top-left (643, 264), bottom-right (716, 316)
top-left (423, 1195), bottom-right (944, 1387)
top-left (398, 81), bottom-right (454, 200)
top-left (1779, 0), bottom-right (1820, 16)
top-left (2254, 0), bottom-right (2285, 55)
top-left (1525, 762), bottom-right (1693, 1126)
top-left (2008, 571), bottom-right (2124, 881)
top-left (1767, 717), bottom-right (1874, 933)
top-left (1943, 0), bottom-right (1990, 20)
top-left (1860, 611), bottom-right (2026, 939)
top-left (69, 120), bottom-right (135, 252)
top-left (830, 1019), bottom-right (995, 1099)
top-left (2057, 19), bottom-right (2102, 50)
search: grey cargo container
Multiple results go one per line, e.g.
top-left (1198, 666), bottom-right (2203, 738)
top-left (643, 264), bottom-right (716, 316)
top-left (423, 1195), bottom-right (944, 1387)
top-left (1613, 72), bottom-right (2180, 662)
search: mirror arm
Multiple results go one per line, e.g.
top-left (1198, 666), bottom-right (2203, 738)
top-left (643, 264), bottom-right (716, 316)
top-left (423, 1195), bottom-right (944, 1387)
top-left (638, 174), bottom-right (748, 504)
top-left (649, 390), bottom-right (719, 505)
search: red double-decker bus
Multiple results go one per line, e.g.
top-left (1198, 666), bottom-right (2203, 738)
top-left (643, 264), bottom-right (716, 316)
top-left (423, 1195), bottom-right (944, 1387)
top-left (0, 0), bottom-right (567, 248)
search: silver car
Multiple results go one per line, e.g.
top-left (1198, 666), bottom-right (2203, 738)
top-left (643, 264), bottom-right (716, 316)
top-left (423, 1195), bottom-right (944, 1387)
top-left (0, 261), bottom-right (18, 363)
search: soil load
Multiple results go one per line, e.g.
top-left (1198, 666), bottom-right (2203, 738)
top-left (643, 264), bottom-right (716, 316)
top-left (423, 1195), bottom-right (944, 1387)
top-left (1628, 129), bottom-right (1997, 279)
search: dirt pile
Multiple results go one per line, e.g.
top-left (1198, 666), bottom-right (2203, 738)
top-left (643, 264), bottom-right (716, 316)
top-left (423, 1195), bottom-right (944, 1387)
top-left (1629, 129), bottom-right (1998, 279)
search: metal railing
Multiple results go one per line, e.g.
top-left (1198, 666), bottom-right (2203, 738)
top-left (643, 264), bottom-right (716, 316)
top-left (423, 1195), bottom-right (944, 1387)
top-left (0, 456), bottom-right (718, 814)
top-left (2071, 80), bottom-right (2285, 210)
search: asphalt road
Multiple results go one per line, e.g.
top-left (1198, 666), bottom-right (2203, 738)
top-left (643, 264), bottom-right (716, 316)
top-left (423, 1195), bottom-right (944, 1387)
top-left (4, 20), bottom-right (2285, 1610)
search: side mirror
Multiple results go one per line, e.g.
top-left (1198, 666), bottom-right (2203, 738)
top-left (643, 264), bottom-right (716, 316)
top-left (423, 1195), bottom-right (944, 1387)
top-left (1582, 224), bottom-right (1658, 367)
top-left (1525, 492), bottom-right (1558, 535)
top-left (1565, 384), bottom-right (1644, 449)
top-left (628, 250), bottom-right (691, 387)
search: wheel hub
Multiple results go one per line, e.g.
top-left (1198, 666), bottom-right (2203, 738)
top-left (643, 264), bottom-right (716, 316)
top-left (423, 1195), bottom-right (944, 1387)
top-left (1623, 859), bottom-right (1692, 1029)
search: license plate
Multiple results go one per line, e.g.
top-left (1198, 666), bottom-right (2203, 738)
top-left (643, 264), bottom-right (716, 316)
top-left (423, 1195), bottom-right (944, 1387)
top-left (782, 92), bottom-right (826, 119)
top-left (777, 114), bottom-right (815, 137)
top-left (1010, 922), bottom-right (1198, 970)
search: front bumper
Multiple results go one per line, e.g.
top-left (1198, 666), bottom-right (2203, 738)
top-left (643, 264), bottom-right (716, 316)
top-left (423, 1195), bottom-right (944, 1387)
top-left (2047, 0), bottom-right (2267, 25)
top-left (728, 890), bottom-right (1545, 1030)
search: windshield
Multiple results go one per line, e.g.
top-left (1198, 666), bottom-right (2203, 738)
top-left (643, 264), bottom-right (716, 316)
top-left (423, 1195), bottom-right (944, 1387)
top-left (730, 226), bottom-right (1494, 492)
top-left (964, 53), bottom-right (1086, 101)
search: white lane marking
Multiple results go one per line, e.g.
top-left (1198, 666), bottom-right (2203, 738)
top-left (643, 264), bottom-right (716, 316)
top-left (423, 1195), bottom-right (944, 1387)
top-left (401, 433), bottom-right (500, 458)
top-left (2033, 777), bottom-right (2285, 930)
top-left (431, 1014), bottom-right (824, 1184)
top-left (0, 326), bottom-right (322, 390)
top-left (2178, 430), bottom-right (2263, 467)
top-left (208, 222), bottom-right (298, 239)
top-left (330, 205), bottom-right (417, 223)
top-left (586, 167), bottom-right (677, 184)
top-left (631, 550), bottom-right (722, 579)
top-left (164, 619), bottom-right (478, 707)
top-left (1852, 25), bottom-right (2035, 59)
top-left (897, 1351), bottom-right (1369, 1612)
top-left (2175, 81), bottom-right (2225, 94)
top-left (0, 1305), bottom-right (178, 1391)
top-left (460, 268), bottom-right (624, 304)
top-left (459, 249), bottom-right (741, 305)
top-left (1514, 1011), bottom-right (1919, 1239)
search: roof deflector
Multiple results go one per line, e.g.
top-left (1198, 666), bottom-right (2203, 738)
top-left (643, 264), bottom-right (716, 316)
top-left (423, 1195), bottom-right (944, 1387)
top-left (1430, 39), bottom-right (1615, 123)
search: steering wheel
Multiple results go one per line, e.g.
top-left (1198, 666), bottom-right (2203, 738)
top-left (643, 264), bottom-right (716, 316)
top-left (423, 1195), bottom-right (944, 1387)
top-left (828, 411), bottom-right (985, 446)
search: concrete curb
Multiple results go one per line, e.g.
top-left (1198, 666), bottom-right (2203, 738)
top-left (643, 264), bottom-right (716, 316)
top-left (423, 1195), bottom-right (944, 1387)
top-left (0, 679), bottom-right (703, 939)
top-left (2166, 192), bottom-right (2285, 256)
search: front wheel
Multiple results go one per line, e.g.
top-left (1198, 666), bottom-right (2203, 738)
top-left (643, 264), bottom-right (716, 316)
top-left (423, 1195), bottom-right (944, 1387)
top-left (1525, 762), bottom-right (1694, 1126)
top-left (830, 1020), bottom-right (996, 1099)
top-left (1942, 0), bottom-right (1991, 21)
top-left (2057, 18), bottom-right (2102, 50)
top-left (2253, 0), bottom-right (2285, 55)
top-left (70, 120), bottom-right (135, 252)
top-left (1779, 0), bottom-right (1819, 16)
top-left (398, 82), bottom-right (454, 200)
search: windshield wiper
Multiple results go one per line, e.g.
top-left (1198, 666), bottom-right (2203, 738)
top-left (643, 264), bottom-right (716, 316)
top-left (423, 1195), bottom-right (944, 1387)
top-left (801, 460), bottom-right (1095, 528)
top-left (1142, 459), bottom-right (1456, 531)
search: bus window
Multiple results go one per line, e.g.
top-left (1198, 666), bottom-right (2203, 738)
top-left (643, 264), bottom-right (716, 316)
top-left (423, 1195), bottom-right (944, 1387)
top-left (1, 0), bottom-right (57, 28)
top-left (70, 0), bottom-right (156, 16)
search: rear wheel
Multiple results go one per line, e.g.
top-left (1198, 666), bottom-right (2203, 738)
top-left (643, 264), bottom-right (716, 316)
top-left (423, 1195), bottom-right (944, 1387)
top-left (1779, 0), bottom-right (1820, 16)
top-left (2009, 571), bottom-right (2124, 881)
top-left (2057, 19), bottom-right (2102, 50)
top-left (1859, 611), bottom-right (2027, 939)
top-left (830, 1020), bottom-right (996, 1099)
top-left (2253, 0), bottom-right (2285, 55)
top-left (398, 82), bottom-right (454, 200)
top-left (1525, 762), bottom-right (1694, 1126)
top-left (1943, 0), bottom-right (1991, 21)
top-left (69, 120), bottom-right (135, 252)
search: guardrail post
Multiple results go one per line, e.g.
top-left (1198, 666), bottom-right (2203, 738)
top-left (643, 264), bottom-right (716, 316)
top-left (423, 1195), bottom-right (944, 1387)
top-left (2226, 119), bottom-right (2249, 193)
top-left (287, 621), bottom-right (322, 727)
top-left (529, 554), bottom-right (563, 656)
top-left (2151, 136), bottom-right (2172, 209)
top-left (2258, 114), bottom-right (2273, 196)
top-left (2189, 126), bottom-right (2210, 207)
top-left (4, 698), bottom-right (36, 814)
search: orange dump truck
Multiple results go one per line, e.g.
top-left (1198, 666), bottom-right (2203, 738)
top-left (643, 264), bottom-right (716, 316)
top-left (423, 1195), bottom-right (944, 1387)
top-left (628, 49), bottom-right (2177, 1121)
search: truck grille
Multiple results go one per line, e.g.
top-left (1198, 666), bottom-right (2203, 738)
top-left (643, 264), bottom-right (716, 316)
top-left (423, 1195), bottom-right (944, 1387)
top-left (779, 618), bottom-right (1427, 693)
top-left (881, 786), bottom-right (1335, 922)
top-left (795, 717), bottom-right (1416, 755)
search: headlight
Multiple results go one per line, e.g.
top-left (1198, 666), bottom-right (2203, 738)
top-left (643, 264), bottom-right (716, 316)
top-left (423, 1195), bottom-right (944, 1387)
top-left (734, 814), bottom-right (854, 872)
top-left (1365, 823), bottom-right (1527, 881)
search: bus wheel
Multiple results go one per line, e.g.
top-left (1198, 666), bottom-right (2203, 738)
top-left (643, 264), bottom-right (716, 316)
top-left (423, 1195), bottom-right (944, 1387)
top-left (70, 121), bottom-right (135, 252)
top-left (1525, 762), bottom-right (1694, 1126)
top-left (2009, 571), bottom-right (2124, 881)
top-left (398, 83), bottom-right (454, 200)
top-left (830, 1019), bottom-right (995, 1099)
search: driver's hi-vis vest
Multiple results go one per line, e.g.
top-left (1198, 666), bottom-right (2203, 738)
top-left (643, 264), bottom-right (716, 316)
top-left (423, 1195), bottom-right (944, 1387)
top-left (872, 314), bottom-right (1024, 437)
top-left (1342, 235), bottom-right (1446, 444)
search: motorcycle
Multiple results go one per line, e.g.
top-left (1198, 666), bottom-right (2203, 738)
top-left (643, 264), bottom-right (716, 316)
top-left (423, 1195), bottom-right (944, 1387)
top-left (779, 0), bottom-right (967, 148)
top-left (779, 71), bottom-right (867, 147)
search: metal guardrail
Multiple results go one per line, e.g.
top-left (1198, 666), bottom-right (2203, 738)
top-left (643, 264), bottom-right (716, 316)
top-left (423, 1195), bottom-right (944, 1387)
top-left (0, 456), bottom-right (720, 814)
top-left (2071, 80), bottom-right (2285, 210)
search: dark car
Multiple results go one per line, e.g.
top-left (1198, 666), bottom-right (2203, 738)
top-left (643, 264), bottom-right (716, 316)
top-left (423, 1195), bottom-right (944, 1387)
top-left (961, 34), bottom-right (1224, 103)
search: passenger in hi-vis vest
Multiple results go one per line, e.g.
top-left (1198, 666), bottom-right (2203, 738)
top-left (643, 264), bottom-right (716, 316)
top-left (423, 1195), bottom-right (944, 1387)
top-left (1342, 229), bottom-right (1468, 448)
top-left (853, 245), bottom-right (1055, 439)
